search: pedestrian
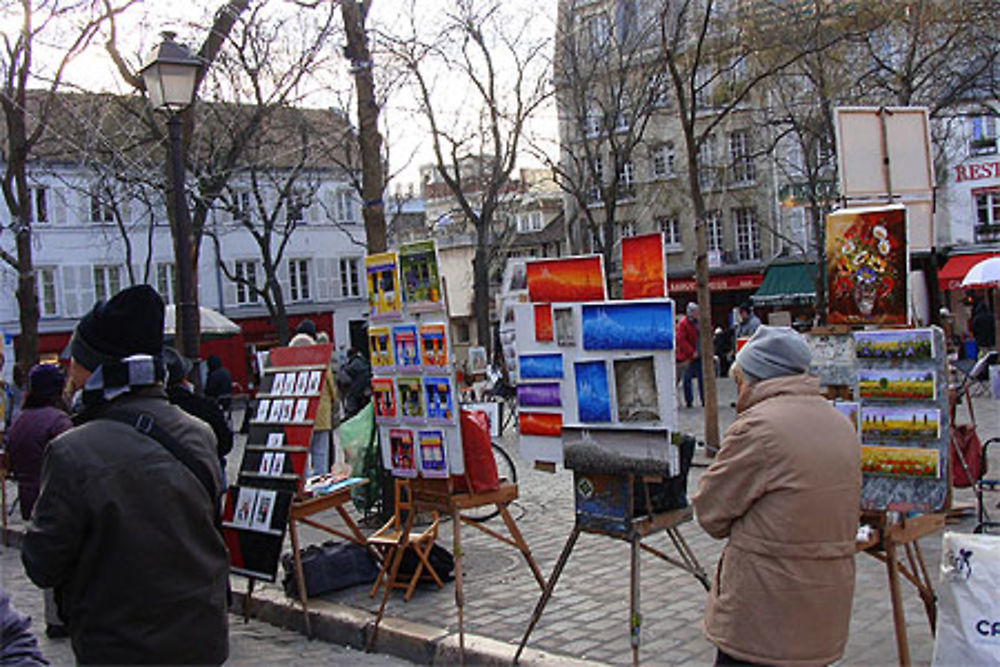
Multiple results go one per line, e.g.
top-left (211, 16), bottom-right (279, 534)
top-left (22, 285), bottom-right (229, 665)
top-left (204, 354), bottom-right (233, 413)
top-left (692, 326), bottom-right (861, 666)
top-left (289, 320), bottom-right (338, 476)
top-left (339, 346), bottom-right (372, 419)
top-left (6, 363), bottom-right (72, 639)
top-left (971, 298), bottom-right (995, 354)
top-left (675, 302), bottom-right (703, 408)
top-left (732, 302), bottom-right (761, 340)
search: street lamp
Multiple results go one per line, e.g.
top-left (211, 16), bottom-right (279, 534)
top-left (140, 31), bottom-right (201, 379)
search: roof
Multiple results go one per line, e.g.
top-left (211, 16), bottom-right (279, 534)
top-left (508, 211), bottom-right (566, 248)
top-left (752, 261), bottom-right (818, 306)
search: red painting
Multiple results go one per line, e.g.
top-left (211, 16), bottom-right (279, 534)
top-left (519, 412), bottom-right (562, 437)
top-left (526, 256), bottom-right (606, 303)
top-left (621, 233), bottom-right (666, 299)
top-left (534, 304), bottom-right (553, 341)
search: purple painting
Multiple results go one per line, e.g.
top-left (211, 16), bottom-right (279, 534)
top-left (517, 382), bottom-right (561, 408)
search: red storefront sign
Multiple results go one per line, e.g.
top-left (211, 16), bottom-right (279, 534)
top-left (667, 273), bottom-right (763, 293)
top-left (956, 161), bottom-right (1000, 183)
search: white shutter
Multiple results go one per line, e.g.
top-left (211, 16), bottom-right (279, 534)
top-left (119, 197), bottom-right (132, 225)
top-left (315, 257), bottom-right (331, 301)
top-left (62, 265), bottom-right (79, 316)
top-left (51, 188), bottom-right (66, 225)
top-left (331, 257), bottom-right (343, 299)
top-left (223, 262), bottom-right (237, 307)
top-left (80, 265), bottom-right (95, 311)
top-left (78, 190), bottom-right (90, 225)
top-left (307, 195), bottom-right (320, 224)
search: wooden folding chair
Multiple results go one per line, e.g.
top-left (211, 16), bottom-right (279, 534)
top-left (368, 479), bottom-right (443, 602)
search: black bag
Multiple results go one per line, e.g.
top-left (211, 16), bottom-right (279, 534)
top-left (633, 433), bottom-right (695, 513)
top-left (395, 543), bottom-right (455, 582)
top-left (281, 540), bottom-right (379, 598)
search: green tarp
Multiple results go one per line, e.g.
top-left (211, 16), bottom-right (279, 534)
top-left (752, 262), bottom-right (818, 306)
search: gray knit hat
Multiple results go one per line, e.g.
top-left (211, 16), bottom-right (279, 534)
top-left (734, 325), bottom-right (811, 380)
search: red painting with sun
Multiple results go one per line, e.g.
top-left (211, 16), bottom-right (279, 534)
top-left (621, 233), bottom-right (666, 300)
top-left (526, 256), bottom-right (606, 303)
top-left (519, 412), bottom-right (562, 437)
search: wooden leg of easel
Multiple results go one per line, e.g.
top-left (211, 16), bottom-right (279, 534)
top-left (243, 579), bottom-right (255, 623)
top-left (514, 525), bottom-right (582, 664)
top-left (630, 535), bottom-right (640, 667)
top-left (288, 518), bottom-right (312, 638)
top-left (367, 512), bottom-right (413, 653)
top-left (885, 536), bottom-right (911, 667)
top-left (905, 541), bottom-right (937, 633)
top-left (452, 507), bottom-right (465, 666)
top-left (498, 503), bottom-right (546, 590)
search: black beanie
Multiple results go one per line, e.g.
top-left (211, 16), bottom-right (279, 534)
top-left (296, 319), bottom-right (317, 337)
top-left (27, 363), bottom-right (65, 400)
top-left (70, 285), bottom-right (165, 371)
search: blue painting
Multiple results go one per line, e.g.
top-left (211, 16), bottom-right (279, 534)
top-left (519, 353), bottom-right (563, 380)
top-left (575, 360), bottom-right (612, 423)
top-left (581, 301), bottom-right (673, 351)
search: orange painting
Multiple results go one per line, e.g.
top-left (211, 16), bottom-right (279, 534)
top-left (621, 233), bottom-right (666, 299)
top-left (519, 412), bottom-right (562, 437)
top-left (534, 304), bottom-right (553, 341)
top-left (526, 256), bottom-right (606, 303)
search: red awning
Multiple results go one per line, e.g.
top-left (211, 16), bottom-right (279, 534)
top-left (939, 253), bottom-right (1000, 291)
top-left (667, 272), bottom-right (763, 294)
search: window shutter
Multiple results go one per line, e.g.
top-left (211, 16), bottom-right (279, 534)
top-left (224, 262), bottom-right (238, 307)
top-left (119, 197), bottom-right (132, 225)
top-left (62, 265), bottom-right (79, 317)
top-left (316, 257), bottom-right (332, 301)
top-left (332, 257), bottom-right (344, 298)
top-left (307, 197), bottom-right (320, 224)
top-left (77, 192), bottom-right (89, 225)
top-left (51, 188), bottom-right (67, 224)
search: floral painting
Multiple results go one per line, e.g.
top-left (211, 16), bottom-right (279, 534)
top-left (826, 206), bottom-right (907, 325)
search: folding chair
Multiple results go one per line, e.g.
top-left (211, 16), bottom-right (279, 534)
top-left (952, 351), bottom-right (998, 397)
top-left (367, 479), bottom-right (443, 602)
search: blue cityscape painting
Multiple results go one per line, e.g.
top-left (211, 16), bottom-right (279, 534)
top-left (519, 353), bottom-right (563, 379)
top-left (581, 301), bottom-right (673, 351)
top-left (575, 360), bottom-right (612, 423)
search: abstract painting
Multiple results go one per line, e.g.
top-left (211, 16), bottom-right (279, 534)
top-left (621, 233), bottom-right (666, 300)
top-left (423, 376), bottom-right (455, 422)
top-left (372, 378), bottom-right (397, 420)
top-left (418, 430), bottom-right (448, 478)
top-left (517, 382), bottom-right (561, 408)
top-left (397, 377), bottom-right (424, 419)
top-left (419, 323), bottom-right (448, 368)
top-left (369, 326), bottom-right (394, 370)
top-left (861, 406), bottom-right (940, 441)
top-left (554, 307), bottom-right (575, 346)
top-left (582, 301), bottom-right (673, 350)
top-left (534, 304), bottom-right (553, 342)
top-left (613, 356), bottom-right (660, 422)
top-left (389, 428), bottom-right (417, 478)
top-left (861, 445), bottom-right (940, 479)
top-left (526, 256), bottom-right (606, 303)
top-left (574, 360), bottom-right (612, 423)
top-left (519, 412), bottom-right (563, 437)
top-left (854, 329), bottom-right (934, 360)
top-left (858, 369), bottom-right (936, 401)
top-left (399, 240), bottom-right (443, 311)
top-left (393, 324), bottom-right (420, 369)
top-left (365, 252), bottom-right (402, 320)
top-left (519, 353), bottom-right (563, 379)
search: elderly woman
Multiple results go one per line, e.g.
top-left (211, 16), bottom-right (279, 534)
top-left (692, 326), bottom-right (862, 666)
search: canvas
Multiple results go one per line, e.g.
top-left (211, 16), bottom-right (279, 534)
top-left (389, 428), bottom-right (418, 478)
top-left (369, 326), bottom-right (394, 371)
top-left (519, 353), bottom-right (563, 380)
top-left (418, 429), bottom-right (449, 478)
top-left (306, 371), bottom-right (322, 395)
top-left (574, 360), bottom-right (612, 423)
top-left (423, 376), bottom-right (455, 422)
top-left (554, 307), bottom-right (575, 346)
top-left (613, 356), bottom-right (660, 422)
top-left (581, 301), bottom-right (674, 350)
top-left (397, 377), bottom-right (424, 419)
top-left (468, 347), bottom-right (488, 374)
top-left (399, 240), bottom-right (444, 310)
top-left (517, 382), bottom-right (561, 408)
top-left (526, 256), bottom-right (606, 303)
top-left (861, 445), bottom-right (940, 479)
top-left (535, 304), bottom-right (554, 341)
top-left (293, 399), bottom-right (308, 423)
top-left (372, 378), bottom-right (397, 420)
top-left (365, 252), bottom-right (402, 320)
top-left (419, 324), bottom-right (448, 368)
top-left (621, 233), bottom-right (667, 300)
top-left (826, 206), bottom-right (907, 325)
top-left (294, 372), bottom-right (308, 395)
top-left (860, 406), bottom-right (940, 441)
top-left (858, 369), bottom-right (936, 400)
top-left (855, 328), bottom-right (934, 360)
top-left (393, 325), bottom-right (420, 370)
top-left (519, 412), bottom-right (563, 437)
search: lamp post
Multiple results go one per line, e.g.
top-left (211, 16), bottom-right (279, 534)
top-left (140, 31), bottom-right (201, 376)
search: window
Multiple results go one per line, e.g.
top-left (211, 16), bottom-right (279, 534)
top-left (617, 161), bottom-right (635, 198)
top-left (335, 189), bottom-right (359, 224)
top-left (970, 116), bottom-right (998, 157)
top-left (698, 135), bottom-right (715, 190)
top-left (705, 210), bottom-right (723, 252)
top-left (976, 190), bottom-right (1000, 242)
top-left (583, 98), bottom-right (602, 137)
top-left (231, 189), bottom-right (251, 222)
top-left (734, 207), bottom-right (760, 261)
top-left (288, 258), bottom-right (311, 302)
top-left (786, 207), bottom-right (808, 252)
top-left (729, 130), bottom-right (755, 184)
top-left (651, 143), bottom-right (675, 178)
top-left (286, 188), bottom-right (308, 224)
top-left (234, 260), bottom-right (260, 305)
top-left (90, 188), bottom-right (114, 223)
top-left (695, 66), bottom-right (713, 107)
top-left (589, 155), bottom-right (604, 203)
top-left (453, 318), bottom-right (471, 344)
top-left (30, 187), bottom-right (49, 223)
top-left (621, 221), bottom-right (636, 238)
top-left (517, 211), bottom-right (543, 233)
top-left (587, 12), bottom-right (610, 55)
top-left (156, 263), bottom-right (176, 304)
top-left (658, 216), bottom-right (681, 246)
top-left (38, 266), bottom-right (56, 316)
top-left (93, 265), bottom-right (122, 302)
top-left (339, 257), bottom-right (361, 297)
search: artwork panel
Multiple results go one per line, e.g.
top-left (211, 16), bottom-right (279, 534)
top-left (467, 347), bottom-right (488, 374)
top-left (250, 489), bottom-right (277, 532)
top-left (372, 378), bottom-right (397, 420)
top-left (269, 452), bottom-right (286, 477)
top-left (293, 399), bottom-right (309, 423)
top-left (861, 445), bottom-right (940, 480)
top-left (860, 406), bottom-right (940, 441)
top-left (417, 429), bottom-right (449, 478)
top-left (854, 328), bottom-right (935, 360)
top-left (581, 301), bottom-right (674, 351)
top-left (857, 369), bottom-right (936, 401)
top-left (519, 353), bottom-right (563, 380)
top-left (306, 371), bottom-right (322, 395)
top-left (534, 304), bottom-right (554, 341)
top-left (574, 360), bottom-right (612, 423)
top-left (294, 372), bottom-right (309, 396)
top-left (519, 412), bottom-right (563, 437)
top-left (365, 252), bottom-right (402, 320)
top-left (833, 401), bottom-right (860, 434)
top-left (554, 307), bottom-right (575, 347)
top-left (621, 233), bottom-right (666, 300)
top-left (614, 356), bottom-right (660, 422)
top-left (526, 256), bottom-right (606, 303)
top-left (267, 400), bottom-right (283, 422)
top-left (517, 382), bottom-right (562, 408)
top-left (419, 323), bottom-right (449, 369)
top-left (259, 451), bottom-right (274, 476)
top-left (399, 240), bottom-right (444, 310)
top-left (423, 376), bottom-right (455, 423)
top-left (255, 399), bottom-right (271, 422)
top-left (389, 428), bottom-right (418, 478)
top-left (393, 325), bottom-right (421, 370)
top-left (369, 326), bottom-right (395, 371)
top-left (266, 432), bottom-right (284, 448)
top-left (397, 377), bottom-right (424, 420)
top-left (233, 487), bottom-right (257, 528)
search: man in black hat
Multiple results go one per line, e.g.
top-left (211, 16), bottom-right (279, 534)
top-left (21, 285), bottom-right (229, 665)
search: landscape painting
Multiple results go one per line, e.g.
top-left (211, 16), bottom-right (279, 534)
top-left (858, 369), bottom-right (936, 400)
top-left (860, 406), bottom-right (940, 441)
top-left (574, 360), bottom-right (612, 423)
top-left (519, 412), bottom-right (563, 437)
top-left (581, 301), bottom-right (673, 350)
top-left (526, 256), bottom-right (606, 303)
top-left (854, 329), bottom-right (934, 360)
top-left (519, 353), bottom-right (563, 379)
top-left (534, 304), bottom-right (553, 342)
top-left (518, 382), bottom-right (561, 408)
top-left (861, 445), bottom-right (940, 480)
top-left (621, 233), bottom-right (666, 300)
top-left (613, 356), bottom-right (660, 422)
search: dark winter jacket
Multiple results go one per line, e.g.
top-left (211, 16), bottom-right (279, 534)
top-left (21, 387), bottom-right (229, 665)
top-left (971, 301), bottom-right (996, 350)
top-left (341, 354), bottom-right (372, 418)
top-left (166, 384), bottom-right (233, 458)
top-left (6, 406), bottom-right (72, 519)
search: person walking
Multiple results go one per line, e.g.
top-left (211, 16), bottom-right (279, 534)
top-left (6, 363), bottom-right (72, 638)
top-left (204, 354), bottom-right (233, 413)
top-left (164, 346), bottom-right (233, 479)
top-left (692, 326), bottom-right (861, 666)
top-left (733, 302), bottom-right (761, 340)
top-left (22, 285), bottom-right (229, 665)
top-left (339, 346), bottom-right (372, 419)
top-left (676, 302), bottom-right (703, 408)
top-left (289, 320), bottom-right (338, 476)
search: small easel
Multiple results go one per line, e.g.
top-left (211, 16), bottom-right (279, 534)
top-left (515, 472), bottom-right (709, 666)
top-left (858, 511), bottom-right (943, 667)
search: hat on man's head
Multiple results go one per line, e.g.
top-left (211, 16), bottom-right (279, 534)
top-left (163, 346), bottom-right (192, 385)
top-left (734, 325), bottom-right (812, 381)
top-left (70, 285), bottom-right (165, 371)
top-left (296, 319), bottom-right (317, 338)
top-left (27, 363), bottom-right (65, 400)
top-left (686, 302), bottom-right (699, 316)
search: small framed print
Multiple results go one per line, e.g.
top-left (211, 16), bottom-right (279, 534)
top-left (293, 399), bottom-right (309, 423)
top-left (270, 373), bottom-right (286, 395)
top-left (250, 489), bottom-right (277, 532)
top-left (269, 452), bottom-right (286, 476)
top-left (233, 487), bottom-right (257, 528)
top-left (255, 399), bottom-right (271, 422)
top-left (266, 432), bottom-right (284, 448)
top-left (267, 400), bottom-right (283, 422)
top-left (294, 372), bottom-right (309, 396)
top-left (259, 451), bottom-right (274, 475)
top-left (279, 399), bottom-right (294, 422)
top-left (306, 371), bottom-right (322, 395)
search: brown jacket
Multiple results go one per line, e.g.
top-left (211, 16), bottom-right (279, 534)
top-left (692, 374), bottom-right (861, 666)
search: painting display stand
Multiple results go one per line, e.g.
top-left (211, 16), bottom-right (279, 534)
top-left (515, 473), bottom-right (709, 666)
top-left (367, 478), bottom-right (545, 661)
top-left (858, 511), bottom-right (944, 667)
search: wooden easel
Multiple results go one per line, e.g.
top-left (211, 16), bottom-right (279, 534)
top-left (515, 473), bottom-right (709, 666)
top-left (858, 511), bottom-right (943, 667)
top-left (367, 477), bottom-right (545, 661)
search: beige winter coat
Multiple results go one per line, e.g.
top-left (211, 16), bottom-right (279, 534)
top-left (692, 374), bottom-right (862, 666)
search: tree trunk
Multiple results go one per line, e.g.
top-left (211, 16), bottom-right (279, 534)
top-left (14, 224), bottom-right (39, 376)
top-left (473, 221), bottom-right (491, 354)
top-left (267, 274), bottom-right (290, 345)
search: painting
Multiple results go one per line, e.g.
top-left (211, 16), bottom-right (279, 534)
top-left (833, 401), bottom-right (860, 433)
top-left (861, 445), bottom-right (940, 479)
top-left (419, 323), bottom-right (448, 369)
top-left (393, 324), bottom-right (420, 370)
top-left (233, 487), bottom-right (257, 528)
top-left (369, 326), bottom-right (394, 370)
top-left (423, 376), bottom-right (455, 422)
top-left (418, 430), bottom-right (448, 478)
top-left (306, 371), bottom-right (322, 395)
top-left (534, 304), bottom-right (553, 342)
top-left (621, 233), bottom-right (666, 300)
top-left (526, 256), bottom-right (606, 303)
top-left (860, 406), bottom-right (940, 441)
top-left (266, 432), bottom-right (284, 448)
top-left (805, 332), bottom-right (855, 387)
top-left (389, 428), bottom-right (417, 478)
top-left (858, 369), bottom-right (936, 401)
top-left (255, 399), bottom-right (271, 422)
top-left (554, 307), bottom-right (575, 346)
top-left (267, 400), bottom-right (283, 422)
top-left (574, 360), bottom-right (612, 423)
top-left (293, 399), bottom-right (308, 423)
top-left (519, 353), bottom-right (563, 380)
top-left (519, 412), bottom-right (563, 437)
top-left (399, 240), bottom-right (443, 311)
top-left (518, 382), bottom-right (561, 408)
top-left (372, 378), bottom-right (397, 420)
top-left (365, 252), bottom-right (402, 320)
top-left (294, 372), bottom-right (309, 395)
top-left (250, 489), bottom-right (277, 532)
top-left (614, 356), bottom-right (660, 422)
top-left (826, 206), bottom-right (907, 325)
top-left (581, 301), bottom-right (673, 351)
top-left (397, 377), bottom-right (424, 419)
top-left (468, 347), bottom-right (488, 374)
top-left (854, 329), bottom-right (934, 360)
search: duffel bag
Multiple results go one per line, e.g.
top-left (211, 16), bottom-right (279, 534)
top-left (281, 540), bottom-right (379, 598)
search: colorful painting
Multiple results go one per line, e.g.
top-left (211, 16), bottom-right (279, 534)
top-left (581, 301), bottom-right (673, 351)
top-left (621, 233), bottom-right (666, 300)
top-left (833, 401), bottom-right (860, 433)
top-left (518, 382), bottom-right (561, 408)
top-left (519, 412), bottom-right (563, 437)
top-left (397, 377), bottom-right (424, 419)
top-left (574, 360), bottom-right (612, 423)
top-left (535, 304), bottom-right (553, 342)
top-left (393, 324), bottom-right (420, 369)
top-left (526, 256), bottom-right (606, 303)
top-left (423, 376), bottom-right (454, 422)
top-left (613, 356), bottom-right (660, 422)
top-left (418, 430), bottom-right (448, 478)
top-left (389, 428), bottom-right (417, 478)
top-left (419, 323), bottom-right (448, 368)
top-left (519, 353), bottom-right (563, 380)
top-left (861, 445), bottom-right (940, 479)
top-left (854, 329), bottom-right (934, 360)
top-left (369, 326), bottom-right (394, 370)
top-left (468, 347), bottom-right (488, 374)
top-left (365, 252), bottom-right (402, 320)
top-left (860, 406), bottom-right (940, 441)
top-left (372, 378), bottom-right (397, 420)
top-left (399, 240), bottom-right (443, 311)
top-left (858, 369), bottom-right (936, 401)
top-left (826, 206), bottom-right (907, 325)
top-left (554, 307), bottom-right (575, 346)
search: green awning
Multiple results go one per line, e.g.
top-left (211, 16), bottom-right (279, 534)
top-left (752, 262), bottom-right (818, 306)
